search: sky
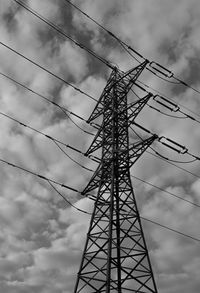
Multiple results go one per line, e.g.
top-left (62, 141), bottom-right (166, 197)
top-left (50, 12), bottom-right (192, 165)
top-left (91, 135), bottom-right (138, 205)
top-left (0, 0), bottom-right (200, 292)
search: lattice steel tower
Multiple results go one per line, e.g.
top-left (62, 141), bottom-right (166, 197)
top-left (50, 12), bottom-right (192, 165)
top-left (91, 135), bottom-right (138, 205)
top-left (74, 61), bottom-right (158, 293)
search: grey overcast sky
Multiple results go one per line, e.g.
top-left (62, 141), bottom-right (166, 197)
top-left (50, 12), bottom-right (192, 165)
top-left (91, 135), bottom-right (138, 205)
top-left (0, 0), bottom-right (200, 292)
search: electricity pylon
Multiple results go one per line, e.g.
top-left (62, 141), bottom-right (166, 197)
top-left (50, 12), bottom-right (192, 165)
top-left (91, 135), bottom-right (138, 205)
top-left (74, 61), bottom-right (158, 293)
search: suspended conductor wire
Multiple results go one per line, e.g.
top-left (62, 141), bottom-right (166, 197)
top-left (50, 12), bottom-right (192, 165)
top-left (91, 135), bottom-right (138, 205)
top-left (131, 174), bottom-right (200, 209)
top-left (1, 154), bottom-right (200, 243)
top-left (12, 0), bottom-right (115, 70)
top-left (63, 0), bottom-right (142, 63)
top-left (57, 106), bottom-right (94, 135)
top-left (0, 71), bottom-right (94, 136)
top-left (141, 217), bottom-right (200, 243)
top-left (130, 88), bottom-right (142, 100)
top-left (0, 41), bottom-right (98, 103)
top-left (3, 11), bottom-right (200, 128)
top-left (131, 88), bottom-right (186, 119)
top-left (0, 156), bottom-right (95, 201)
top-left (48, 180), bottom-right (91, 215)
top-left (179, 110), bottom-right (200, 126)
top-left (137, 79), bottom-right (200, 120)
top-left (1, 147), bottom-right (200, 243)
top-left (131, 83), bottom-right (200, 124)
top-left (64, 0), bottom-right (200, 100)
top-left (147, 104), bottom-right (187, 119)
top-left (115, 38), bottom-right (141, 63)
top-left (146, 67), bottom-right (181, 84)
top-left (0, 157), bottom-right (80, 193)
top-left (62, 0), bottom-right (146, 62)
top-left (147, 149), bottom-right (200, 180)
top-left (130, 126), bottom-right (199, 164)
top-left (151, 149), bottom-right (198, 164)
top-left (52, 140), bottom-right (94, 172)
top-left (12, 1), bottom-right (200, 114)
top-left (173, 76), bottom-right (200, 96)
top-left (130, 87), bottom-right (187, 120)
top-left (152, 109), bottom-right (185, 120)
top-left (0, 110), bottom-right (99, 171)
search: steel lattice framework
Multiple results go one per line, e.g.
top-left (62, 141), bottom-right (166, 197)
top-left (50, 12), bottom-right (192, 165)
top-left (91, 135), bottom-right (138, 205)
top-left (74, 61), bottom-right (158, 293)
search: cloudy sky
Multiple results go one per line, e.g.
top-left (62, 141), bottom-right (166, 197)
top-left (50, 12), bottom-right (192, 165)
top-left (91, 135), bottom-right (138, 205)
top-left (0, 0), bottom-right (200, 292)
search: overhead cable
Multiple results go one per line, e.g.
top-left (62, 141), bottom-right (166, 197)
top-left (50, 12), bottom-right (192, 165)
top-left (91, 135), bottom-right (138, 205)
top-left (0, 41), bottom-right (98, 103)
top-left (2, 155), bottom-right (200, 241)
top-left (1, 154), bottom-right (200, 243)
top-left (132, 82), bottom-right (200, 125)
top-left (52, 140), bottom-right (94, 172)
top-left (12, 0), bottom-right (115, 70)
top-left (0, 110), bottom-right (98, 171)
top-left (48, 180), bottom-right (91, 215)
top-left (130, 126), bottom-right (195, 165)
top-left (0, 157), bottom-right (79, 192)
top-left (1, 138), bottom-right (200, 243)
top-left (141, 216), bottom-right (200, 243)
top-left (13, 0), bottom-right (200, 121)
top-left (137, 79), bottom-right (200, 120)
top-left (131, 122), bottom-right (200, 162)
top-left (64, 0), bottom-right (200, 97)
top-left (131, 174), bottom-right (200, 208)
top-left (0, 71), bottom-right (95, 135)
top-left (147, 149), bottom-right (200, 180)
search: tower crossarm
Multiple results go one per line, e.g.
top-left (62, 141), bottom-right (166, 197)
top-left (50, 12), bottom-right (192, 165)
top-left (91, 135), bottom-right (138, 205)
top-left (87, 60), bottom-right (149, 124)
top-left (82, 135), bottom-right (157, 196)
top-left (129, 135), bottom-right (158, 168)
top-left (85, 94), bottom-right (151, 156)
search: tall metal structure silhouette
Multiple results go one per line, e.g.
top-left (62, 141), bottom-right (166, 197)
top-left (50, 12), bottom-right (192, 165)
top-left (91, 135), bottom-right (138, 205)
top-left (74, 61), bottom-right (158, 293)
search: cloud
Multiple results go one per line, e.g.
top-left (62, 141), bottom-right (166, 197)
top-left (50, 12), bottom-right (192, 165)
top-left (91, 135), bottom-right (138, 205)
top-left (0, 0), bottom-right (200, 292)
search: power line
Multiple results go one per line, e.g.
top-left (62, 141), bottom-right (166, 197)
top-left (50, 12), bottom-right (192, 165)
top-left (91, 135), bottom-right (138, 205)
top-left (0, 110), bottom-right (97, 171)
top-left (2, 151), bottom-right (200, 242)
top-left (62, 0), bottom-right (145, 62)
top-left (12, 0), bottom-right (115, 70)
top-left (2, 154), bottom-right (200, 243)
top-left (0, 71), bottom-right (94, 136)
top-left (150, 94), bottom-right (200, 125)
top-left (3, 65), bottom-right (200, 170)
top-left (137, 79), bottom-right (200, 120)
top-left (48, 172), bottom-right (200, 242)
top-left (130, 123), bottom-right (200, 163)
top-left (7, 0), bottom-right (200, 266)
top-left (5, 88), bottom-right (198, 199)
top-left (150, 148), bottom-right (197, 164)
top-left (0, 41), bottom-right (98, 103)
top-left (48, 173), bottom-right (200, 243)
top-left (147, 149), bottom-right (200, 180)
top-left (51, 182), bottom-right (200, 242)
top-left (0, 157), bottom-right (80, 193)
top-left (2, 30), bottom-right (199, 130)
top-left (48, 180), bottom-right (91, 215)
top-left (64, 0), bottom-right (200, 99)
top-left (132, 82), bottom-right (200, 126)
top-left (52, 140), bottom-right (94, 172)
top-left (17, 0), bottom-right (200, 102)
top-left (13, 0), bottom-right (200, 117)
top-left (131, 174), bottom-right (200, 209)
top-left (130, 126), bottom-right (200, 179)
top-left (141, 216), bottom-right (200, 243)
top-left (146, 67), bottom-right (181, 84)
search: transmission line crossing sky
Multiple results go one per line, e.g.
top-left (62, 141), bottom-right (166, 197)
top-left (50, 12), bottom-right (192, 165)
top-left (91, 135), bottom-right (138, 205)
top-left (0, 1), bottom-right (200, 292)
